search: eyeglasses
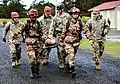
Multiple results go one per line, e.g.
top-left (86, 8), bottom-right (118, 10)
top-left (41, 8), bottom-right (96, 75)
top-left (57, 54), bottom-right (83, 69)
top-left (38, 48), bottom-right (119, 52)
top-left (72, 13), bottom-right (79, 15)
top-left (93, 13), bottom-right (98, 15)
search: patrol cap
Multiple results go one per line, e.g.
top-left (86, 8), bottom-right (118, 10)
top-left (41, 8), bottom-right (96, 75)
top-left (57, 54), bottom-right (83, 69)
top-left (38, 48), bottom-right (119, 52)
top-left (92, 9), bottom-right (100, 14)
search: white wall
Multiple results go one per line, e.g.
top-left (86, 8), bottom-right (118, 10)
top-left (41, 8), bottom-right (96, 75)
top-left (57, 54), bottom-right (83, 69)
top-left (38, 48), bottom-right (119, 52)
top-left (90, 8), bottom-right (119, 29)
top-left (116, 6), bottom-right (120, 30)
top-left (101, 9), bottom-right (116, 29)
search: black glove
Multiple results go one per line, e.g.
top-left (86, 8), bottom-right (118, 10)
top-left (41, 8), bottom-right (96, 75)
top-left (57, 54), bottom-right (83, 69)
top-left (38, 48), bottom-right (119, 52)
top-left (22, 38), bottom-right (25, 43)
top-left (3, 38), bottom-right (6, 42)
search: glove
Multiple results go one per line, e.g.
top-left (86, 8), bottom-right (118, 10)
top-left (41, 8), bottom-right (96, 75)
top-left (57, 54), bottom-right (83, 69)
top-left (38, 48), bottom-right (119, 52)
top-left (3, 38), bottom-right (6, 42)
top-left (22, 38), bottom-right (25, 43)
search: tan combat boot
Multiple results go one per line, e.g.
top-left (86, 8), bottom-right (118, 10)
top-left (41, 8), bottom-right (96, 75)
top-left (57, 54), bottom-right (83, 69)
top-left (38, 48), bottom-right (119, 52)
top-left (16, 60), bottom-right (22, 66)
top-left (12, 61), bottom-right (16, 67)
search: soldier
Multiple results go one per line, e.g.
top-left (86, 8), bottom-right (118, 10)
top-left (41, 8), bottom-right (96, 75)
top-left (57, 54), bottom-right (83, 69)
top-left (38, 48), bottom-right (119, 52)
top-left (10, 8), bottom-right (44, 79)
top-left (60, 7), bottom-right (87, 78)
top-left (85, 10), bottom-right (110, 70)
top-left (37, 6), bottom-right (53, 65)
top-left (48, 3), bottom-right (70, 69)
top-left (3, 12), bottom-right (23, 67)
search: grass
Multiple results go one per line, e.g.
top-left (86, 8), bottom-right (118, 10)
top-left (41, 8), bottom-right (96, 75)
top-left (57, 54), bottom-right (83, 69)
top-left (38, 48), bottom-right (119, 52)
top-left (80, 38), bottom-right (120, 58)
top-left (0, 18), bottom-right (27, 24)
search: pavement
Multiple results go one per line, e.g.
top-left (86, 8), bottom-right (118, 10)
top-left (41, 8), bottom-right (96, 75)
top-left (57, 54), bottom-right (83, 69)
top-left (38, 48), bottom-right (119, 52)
top-left (0, 25), bottom-right (120, 84)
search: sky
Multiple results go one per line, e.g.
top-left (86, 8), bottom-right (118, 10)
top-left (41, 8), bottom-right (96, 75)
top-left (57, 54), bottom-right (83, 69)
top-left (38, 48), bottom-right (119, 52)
top-left (0, 0), bottom-right (64, 9)
top-left (21, 0), bottom-right (64, 9)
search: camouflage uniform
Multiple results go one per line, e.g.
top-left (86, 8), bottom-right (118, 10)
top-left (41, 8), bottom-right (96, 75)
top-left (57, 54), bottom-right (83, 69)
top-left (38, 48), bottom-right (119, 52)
top-left (38, 14), bottom-right (53, 62)
top-left (60, 17), bottom-right (87, 76)
top-left (85, 15), bottom-right (110, 70)
top-left (3, 20), bottom-right (24, 65)
top-left (49, 12), bottom-right (70, 68)
top-left (12, 19), bottom-right (44, 78)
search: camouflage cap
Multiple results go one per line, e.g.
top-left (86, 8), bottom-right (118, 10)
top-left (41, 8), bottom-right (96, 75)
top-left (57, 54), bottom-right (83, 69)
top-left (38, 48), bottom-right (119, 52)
top-left (92, 9), bottom-right (100, 14)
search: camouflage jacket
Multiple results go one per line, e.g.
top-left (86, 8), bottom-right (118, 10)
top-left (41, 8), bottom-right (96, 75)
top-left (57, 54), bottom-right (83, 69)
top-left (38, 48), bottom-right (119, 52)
top-left (60, 19), bottom-right (87, 47)
top-left (48, 12), bottom-right (70, 38)
top-left (3, 20), bottom-right (24, 44)
top-left (37, 14), bottom-right (53, 40)
top-left (85, 16), bottom-right (110, 41)
top-left (13, 19), bottom-right (43, 41)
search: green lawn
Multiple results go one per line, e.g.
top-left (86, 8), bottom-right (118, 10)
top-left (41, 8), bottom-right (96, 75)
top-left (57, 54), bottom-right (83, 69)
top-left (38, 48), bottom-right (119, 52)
top-left (0, 18), bottom-right (27, 24)
top-left (80, 38), bottom-right (120, 58)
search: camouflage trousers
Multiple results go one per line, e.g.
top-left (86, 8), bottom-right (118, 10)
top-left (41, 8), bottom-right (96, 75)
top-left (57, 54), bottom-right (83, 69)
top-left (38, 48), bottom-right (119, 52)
top-left (64, 43), bottom-right (78, 66)
top-left (9, 43), bottom-right (21, 62)
top-left (26, 38), bottom-right (44, 74)
top-left (90, 40), bottom-right (104, 64)
top-left (42, 48), bottom-right (51, 60)
top-left (57, 45), bottom-right (66, 67)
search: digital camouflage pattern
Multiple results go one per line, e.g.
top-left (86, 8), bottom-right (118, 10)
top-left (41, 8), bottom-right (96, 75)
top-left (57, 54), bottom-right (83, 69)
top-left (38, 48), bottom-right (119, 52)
top-left (38, 14), bottom-right (53, 61)
top-left (85, 16), bottom-right (110, 70)
top-left (3, 20), bottom-right (24, 64)
top-left (60, 19), bottom-right (86, 67)
top-left (48, 12), bottom-right (70, 68)
top-left (12, 19), bottom-right (44, 76)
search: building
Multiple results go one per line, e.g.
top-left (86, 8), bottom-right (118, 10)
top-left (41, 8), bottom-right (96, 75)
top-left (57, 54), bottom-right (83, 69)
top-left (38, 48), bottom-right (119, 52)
top-left (88, 0), bottom-right (120, 30)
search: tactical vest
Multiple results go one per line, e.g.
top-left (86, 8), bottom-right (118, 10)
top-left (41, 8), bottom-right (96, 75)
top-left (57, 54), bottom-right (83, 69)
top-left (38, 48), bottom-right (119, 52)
top-left (25, 20), bottom-right (42, 38)
top-left (65, 19), bottom-right (83, 40)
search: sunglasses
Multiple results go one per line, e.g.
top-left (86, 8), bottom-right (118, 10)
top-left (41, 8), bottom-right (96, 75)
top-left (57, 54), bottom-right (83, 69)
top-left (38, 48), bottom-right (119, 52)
top-left (93, 13), bottom-right (98, 15)
top-left (72, 13), bottom-right (79, 15)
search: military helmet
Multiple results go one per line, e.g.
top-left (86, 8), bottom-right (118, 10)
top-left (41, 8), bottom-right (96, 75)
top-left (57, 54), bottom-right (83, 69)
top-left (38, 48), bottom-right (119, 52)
top-left (44, 6), bottom-right (52, 15)
top-left (28, 8), bottom-right (38, 18)
top-left (57, 3), bottom-right (64, 10)
top-left (69, 7), bottom-right (80, 14)
top-left (11, 12), bottom-right (19, 18)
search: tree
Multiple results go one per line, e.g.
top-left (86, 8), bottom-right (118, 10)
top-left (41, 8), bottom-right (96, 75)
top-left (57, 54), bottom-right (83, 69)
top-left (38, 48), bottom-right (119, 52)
top-left (0, 0), bottom-right (27, 18)
top-left (30, 1), bottom-right (55, 17)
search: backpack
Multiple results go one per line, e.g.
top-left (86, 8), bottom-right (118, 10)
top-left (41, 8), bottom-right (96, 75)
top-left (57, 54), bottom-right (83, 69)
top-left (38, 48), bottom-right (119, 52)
top-left (65, 19), bottom-right (83, 40)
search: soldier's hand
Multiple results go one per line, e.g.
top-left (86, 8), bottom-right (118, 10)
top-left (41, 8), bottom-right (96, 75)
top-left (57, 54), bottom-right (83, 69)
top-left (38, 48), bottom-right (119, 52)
top-left (2, 38), bottom-right (6, 42)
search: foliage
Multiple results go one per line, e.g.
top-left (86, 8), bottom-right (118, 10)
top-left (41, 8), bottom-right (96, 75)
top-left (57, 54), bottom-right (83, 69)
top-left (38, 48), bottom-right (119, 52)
top-left (0, 0), bottom-right (27, 18)
top-left (63, 0), bottom-right (115, 16)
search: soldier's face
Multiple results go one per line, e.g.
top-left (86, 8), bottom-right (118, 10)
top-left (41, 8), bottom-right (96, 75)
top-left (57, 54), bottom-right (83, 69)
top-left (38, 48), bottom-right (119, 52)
top-left (93, 12), bottom-right (100, 20)
top-left (57, 9), bottom-right (62, 15)
top-left (72, 13), bottom-right (79, 19)
top-left (14, 17), bottom-right (19, 23)
top-left (93, 12), bottom-right (99, 17)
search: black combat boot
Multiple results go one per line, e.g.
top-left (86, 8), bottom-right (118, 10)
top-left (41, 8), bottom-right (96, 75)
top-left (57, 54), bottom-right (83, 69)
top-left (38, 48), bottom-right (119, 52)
top-left (70, 66), bottom-right (76, 78)
top-left (35, 66), bottom-right (41, 78)
top-left (65, 63), bottom-right (71, 73)
top-left (31, 67), bottom-right (36, 79)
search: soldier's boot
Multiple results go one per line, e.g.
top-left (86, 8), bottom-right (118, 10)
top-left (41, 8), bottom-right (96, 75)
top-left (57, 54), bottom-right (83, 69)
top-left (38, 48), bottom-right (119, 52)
top-left (59, 62), bottom-right (65, 69)
top-left (95, 58), bottom-right (101, 70)
top-left (65, 63), bottom-right (71, 73)
top-left (30, 67), bottom-right (36, 79)
top-left (16, 60), bottom-right (22, 66)
top-left (35, 66), bottom-right (41, 78)
top-left (59, 58), bottom-right (66, 69)
top-left (95, 62), bottom-right (101, 70)
top-left (12, 61), bottom-right (16, 67)
top-left (70, 66), bottom-right (76, 78)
